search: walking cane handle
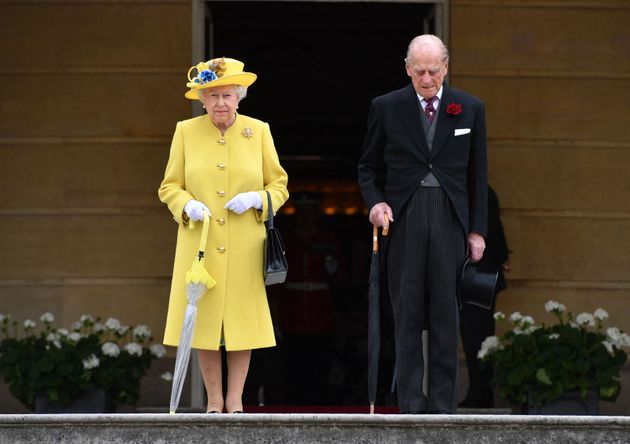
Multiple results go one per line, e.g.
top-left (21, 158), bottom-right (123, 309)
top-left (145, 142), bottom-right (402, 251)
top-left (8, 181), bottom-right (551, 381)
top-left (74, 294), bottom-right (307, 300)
top-left (372, 225), bottom-right (379, 253)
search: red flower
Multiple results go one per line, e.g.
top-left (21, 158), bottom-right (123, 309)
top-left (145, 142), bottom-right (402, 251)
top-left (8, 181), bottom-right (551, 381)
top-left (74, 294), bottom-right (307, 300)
top-left (446, 103), bottom-right (463, 115)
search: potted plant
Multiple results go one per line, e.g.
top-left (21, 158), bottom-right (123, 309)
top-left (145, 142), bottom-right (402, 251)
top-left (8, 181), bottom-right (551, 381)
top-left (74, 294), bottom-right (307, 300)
top-left (0, 312), bottom-right (166, 412)
top-left (478, 301), bottom-right (629, 414)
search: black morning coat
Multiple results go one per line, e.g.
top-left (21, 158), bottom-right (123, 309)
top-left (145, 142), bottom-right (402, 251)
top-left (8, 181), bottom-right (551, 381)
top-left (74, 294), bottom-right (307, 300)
top-left (358, 83), bottom-right (488, 237)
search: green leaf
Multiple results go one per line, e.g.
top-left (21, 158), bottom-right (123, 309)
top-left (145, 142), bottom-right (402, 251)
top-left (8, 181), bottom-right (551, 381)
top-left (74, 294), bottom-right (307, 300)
top-left (536, 368), bottom-right (553, 385)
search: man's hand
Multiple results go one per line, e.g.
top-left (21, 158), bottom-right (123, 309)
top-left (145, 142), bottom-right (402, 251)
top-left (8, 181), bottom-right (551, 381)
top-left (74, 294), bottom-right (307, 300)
top-left (467, 232), bottom-right (485, 263)
top-left (369, 202), bottom-right (394, 232)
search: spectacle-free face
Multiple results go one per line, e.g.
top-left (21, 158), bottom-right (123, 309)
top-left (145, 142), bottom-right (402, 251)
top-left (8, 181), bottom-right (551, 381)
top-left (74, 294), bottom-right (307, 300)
top-left (405, 45), bottom-right (448, 100)
top-left (200, 84), bottom-right (240, 128)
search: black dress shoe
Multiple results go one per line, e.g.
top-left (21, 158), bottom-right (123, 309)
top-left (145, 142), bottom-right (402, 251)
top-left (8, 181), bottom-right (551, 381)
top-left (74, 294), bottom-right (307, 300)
top-left (401, 409), bottom-right (425, 414)
top-left (428, 409), bottom-right (452, 414)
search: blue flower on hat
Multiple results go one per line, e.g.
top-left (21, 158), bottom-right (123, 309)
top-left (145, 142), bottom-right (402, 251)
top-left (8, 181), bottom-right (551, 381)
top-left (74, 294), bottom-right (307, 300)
top-left (198, 70), bottom-right (218, 84)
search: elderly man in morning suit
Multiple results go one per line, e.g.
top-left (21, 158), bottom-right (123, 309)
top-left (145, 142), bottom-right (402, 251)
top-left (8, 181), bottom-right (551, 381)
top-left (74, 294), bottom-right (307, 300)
top-left (358, 34), bottom-right (487, 414)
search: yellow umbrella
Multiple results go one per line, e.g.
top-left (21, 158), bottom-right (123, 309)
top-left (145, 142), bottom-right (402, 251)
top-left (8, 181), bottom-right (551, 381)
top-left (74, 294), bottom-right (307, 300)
top-left (169, 211), bottom-right (216, 414)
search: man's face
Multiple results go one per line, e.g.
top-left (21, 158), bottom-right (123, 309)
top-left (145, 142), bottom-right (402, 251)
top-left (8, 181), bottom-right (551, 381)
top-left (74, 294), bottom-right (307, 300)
top-left (405, 46), bottom-right (448, 100)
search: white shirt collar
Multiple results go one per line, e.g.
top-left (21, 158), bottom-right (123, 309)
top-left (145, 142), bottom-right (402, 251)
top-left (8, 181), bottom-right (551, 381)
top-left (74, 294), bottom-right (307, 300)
top-left (417, 86), bottom-right (444, 108)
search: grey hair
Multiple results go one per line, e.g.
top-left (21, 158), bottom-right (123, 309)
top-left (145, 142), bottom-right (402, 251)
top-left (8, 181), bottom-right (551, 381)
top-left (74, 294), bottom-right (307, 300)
top-left (405, 34), bottom-right (449, 65)
top-left (198, 85), bottom-right (248, 102)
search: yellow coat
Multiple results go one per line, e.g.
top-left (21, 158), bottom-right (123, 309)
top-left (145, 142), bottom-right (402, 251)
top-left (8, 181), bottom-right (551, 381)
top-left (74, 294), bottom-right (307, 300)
top-left (158, 114), bottom-right (288, 351)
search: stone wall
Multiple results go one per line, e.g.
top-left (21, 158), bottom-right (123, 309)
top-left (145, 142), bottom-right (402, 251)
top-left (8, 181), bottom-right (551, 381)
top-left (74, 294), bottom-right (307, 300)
top-left (450, 0), bottom-right (630, 414)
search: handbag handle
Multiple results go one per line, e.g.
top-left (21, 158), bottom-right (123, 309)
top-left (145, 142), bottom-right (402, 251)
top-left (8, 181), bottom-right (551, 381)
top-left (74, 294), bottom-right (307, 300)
top-left (266, 191), bottom-right (274, 229)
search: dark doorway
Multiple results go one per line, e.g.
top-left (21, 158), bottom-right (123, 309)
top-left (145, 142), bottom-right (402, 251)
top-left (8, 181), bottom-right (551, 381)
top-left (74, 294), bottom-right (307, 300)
top-left (204, 1), bottom-right (436, 410)
top-left (206, 1), bottom-right (435, 177)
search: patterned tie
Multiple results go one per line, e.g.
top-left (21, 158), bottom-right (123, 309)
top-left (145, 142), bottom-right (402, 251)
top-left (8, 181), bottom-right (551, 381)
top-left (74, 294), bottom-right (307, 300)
top-left (424, 96), bottom-right (437, 124)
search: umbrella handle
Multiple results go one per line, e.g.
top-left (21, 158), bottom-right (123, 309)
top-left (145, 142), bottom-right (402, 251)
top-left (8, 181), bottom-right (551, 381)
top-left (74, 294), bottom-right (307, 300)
top-left (197, 211), bottom-right (210, 258)
top-left (372, 226), bottom-right (379, 253)
top-left (372, 225), bottom-right (389, 253)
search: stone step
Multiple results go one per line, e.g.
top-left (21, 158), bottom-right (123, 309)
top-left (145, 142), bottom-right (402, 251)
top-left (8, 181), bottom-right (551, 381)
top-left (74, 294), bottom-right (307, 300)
top-left (1, 413), bottom-right (629, 444)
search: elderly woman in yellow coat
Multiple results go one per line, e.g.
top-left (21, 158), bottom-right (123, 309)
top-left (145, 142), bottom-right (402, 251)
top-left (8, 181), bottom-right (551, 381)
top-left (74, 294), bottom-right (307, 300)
top-left (158, 58), bottom-right (288, 413)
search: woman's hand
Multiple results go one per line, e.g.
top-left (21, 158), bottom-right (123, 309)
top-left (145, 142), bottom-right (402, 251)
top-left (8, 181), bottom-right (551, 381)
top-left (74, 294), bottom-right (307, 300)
top-left (225, 192), bottom-right (262, 214)
top-left (184, 199), bottom-right (211, 222)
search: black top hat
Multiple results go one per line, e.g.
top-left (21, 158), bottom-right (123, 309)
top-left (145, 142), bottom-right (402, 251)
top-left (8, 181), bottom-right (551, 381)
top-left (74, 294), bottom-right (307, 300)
top-left (458, 255), bottom-right (499, 310)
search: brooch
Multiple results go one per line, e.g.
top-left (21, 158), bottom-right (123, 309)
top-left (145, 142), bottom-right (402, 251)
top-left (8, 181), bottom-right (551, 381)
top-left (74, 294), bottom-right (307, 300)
top-left (241, 128), bottom-right (254, 138)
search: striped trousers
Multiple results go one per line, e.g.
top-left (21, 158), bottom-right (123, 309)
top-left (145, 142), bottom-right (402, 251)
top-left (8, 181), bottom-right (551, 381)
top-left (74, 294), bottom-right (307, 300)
top-left (387, 186), bottom-right (466, 413)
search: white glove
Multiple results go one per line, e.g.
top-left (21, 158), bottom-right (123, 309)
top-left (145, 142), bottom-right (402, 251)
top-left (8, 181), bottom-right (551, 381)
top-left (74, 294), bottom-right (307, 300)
top-left (184, 199), bottom-right (211, 222)
top-left (224, 192), bottom-right (262, 214)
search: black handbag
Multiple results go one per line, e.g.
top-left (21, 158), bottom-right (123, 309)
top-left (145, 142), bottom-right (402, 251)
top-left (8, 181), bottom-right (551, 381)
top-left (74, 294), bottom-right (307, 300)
top-left (264, 191), bottom-right (288, 285)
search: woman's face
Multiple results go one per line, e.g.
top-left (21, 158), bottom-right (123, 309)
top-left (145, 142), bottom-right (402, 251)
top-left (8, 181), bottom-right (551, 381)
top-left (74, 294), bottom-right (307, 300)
top-left (200, 85), bottom-right (240, 127)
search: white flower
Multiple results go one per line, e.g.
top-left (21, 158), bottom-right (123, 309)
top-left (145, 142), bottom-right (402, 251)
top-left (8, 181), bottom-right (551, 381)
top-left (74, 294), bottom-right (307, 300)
top-left (593, 308), bottom-right (609, 321)
top-left (117, 325), bottom-right (130, 336)
top-left (161, 372), bottom-right (173, 382)
top-left (80, 314), bottom-right (94, 324)
top-left (24, 319), bottom-right (36, 329)
top-left (40, 312), bottom-right (54, 323)
top-left (576, 313), bottom-right (595, 327)
top-left (57, 328), bottom-right (69, 336)
top-left (606, 329), bottom-right (630, 349)
top-left (477, 336), bottom-right (501, 359)
top-left (493, 311), bottom-right (505, 321)
top-left (150, 344), bottom-right (166, 358)
top-left (125, 342), bottom-right (143, 356)
top-left (544, 300), bottom-right (566, 313)
top-left (68, 332), bottom-right (82, 342)
top-left (46, 332), bottom-right (60, 343)
top-left (0, 313), bottom-right (5, 323)
top-left (101, 342), bottom-right (121, 357)
top-left (602, 340), bottom-right (615, 356)
top-left (548, 333), bottom-right (560, 340)
top-left (94, 323), bottom-right (106, 333)
top-left (524, 325), bottom-right (540, 335)
top-left (71, 322), bottom-right (82, 331)
top-left (46, 333), bottom-right (63, 348)
top-left (82, 354), bottom-right (100, 370)
top-left (509, 312), bottom-right (522, 323)
top-left (607, 327), bottom-right (621, 341)
top-left (521, 315), bottom-right (535, 326)
top-left (133, 325), bottom-right (151, 340)
top-left (105, 318), bottom-right (121, 330)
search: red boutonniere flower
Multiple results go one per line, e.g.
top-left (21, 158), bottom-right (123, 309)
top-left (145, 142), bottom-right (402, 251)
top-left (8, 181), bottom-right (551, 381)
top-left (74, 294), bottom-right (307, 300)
top-left (446, 103), bottom-right (463, 116)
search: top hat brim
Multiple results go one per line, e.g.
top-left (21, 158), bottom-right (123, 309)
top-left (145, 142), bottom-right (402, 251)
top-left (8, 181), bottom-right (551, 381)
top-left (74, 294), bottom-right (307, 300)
top-left (459, 257), bottom-right (499, 310)
top-left (185, 73), bottom-right (257, 100)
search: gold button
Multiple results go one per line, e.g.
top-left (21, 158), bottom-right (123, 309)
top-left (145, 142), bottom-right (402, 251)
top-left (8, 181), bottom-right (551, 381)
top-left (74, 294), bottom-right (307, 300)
top-left (217, 190), bottom-right (225, 197)
top-left (217, 246), bottom-right (226, 253)
top-left (217, 162), bottom-right (226, 170)
top-left (218, 137), bottom-right (226, 145)
top-left (217, 218), bottom-right (225, 225)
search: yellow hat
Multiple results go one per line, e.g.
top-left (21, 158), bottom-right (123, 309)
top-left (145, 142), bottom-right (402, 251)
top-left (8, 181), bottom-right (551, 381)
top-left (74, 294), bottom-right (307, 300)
top-left (185, 57), bottom-right (257, 100)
